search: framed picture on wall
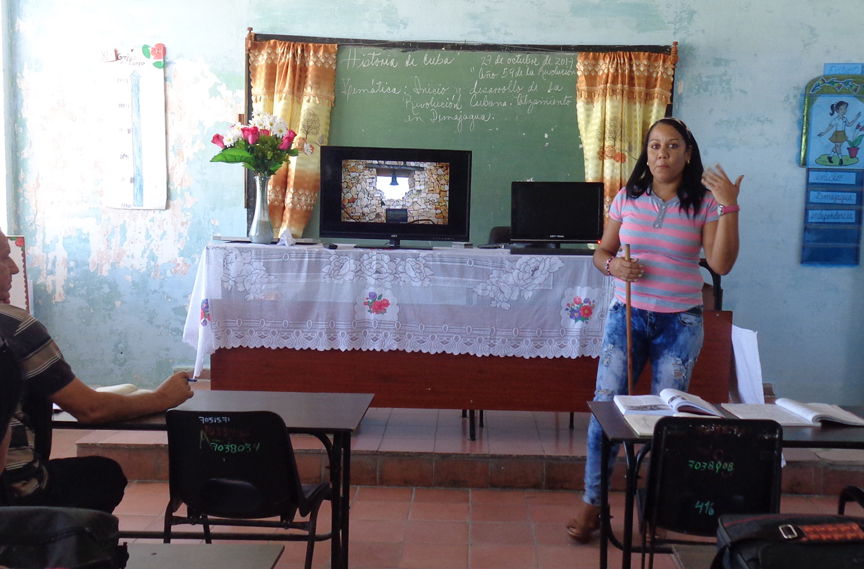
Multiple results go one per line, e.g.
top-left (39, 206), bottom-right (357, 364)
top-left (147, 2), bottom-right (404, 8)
top-left (799, 74), bottom-right (864, 170)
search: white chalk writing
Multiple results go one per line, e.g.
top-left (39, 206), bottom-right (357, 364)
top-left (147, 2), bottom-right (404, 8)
top-left (336, 48), bottom-right (576, 133)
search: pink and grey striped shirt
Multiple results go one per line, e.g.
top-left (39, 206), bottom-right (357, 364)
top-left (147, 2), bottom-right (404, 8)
top-left (608, 187), bottom-right (719, 313)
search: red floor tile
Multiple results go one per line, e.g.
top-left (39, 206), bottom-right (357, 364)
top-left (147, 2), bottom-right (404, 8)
top-left (399, 543), bottom-right (468, 569)
top-left (403, 520), bottom-right (469, 544)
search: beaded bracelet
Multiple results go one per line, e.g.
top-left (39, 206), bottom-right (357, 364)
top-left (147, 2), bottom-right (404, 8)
top-left (605, 256), bottom-right (614, 276)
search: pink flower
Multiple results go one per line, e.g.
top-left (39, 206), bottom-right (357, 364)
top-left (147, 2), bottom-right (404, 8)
top-left (150, 43), bottom-right (165, 60)
top-left (278, 135), bottom-right (292, 151)
top-left (573, 296), bottom-right (582, 304)
top-left (211, 134), bottom-right (226, 149)
top-left (285, 129), bottom-right (297, 147)
top-left (260, 129), bottom-right (270, 137)
top-left (242, 126), bottom-right (259, 145)
top-left (580, 305), bottom-right (593, 318)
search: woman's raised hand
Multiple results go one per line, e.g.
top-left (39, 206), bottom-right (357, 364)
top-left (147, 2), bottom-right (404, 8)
top-left (702, 163), bottom-right (743, 207)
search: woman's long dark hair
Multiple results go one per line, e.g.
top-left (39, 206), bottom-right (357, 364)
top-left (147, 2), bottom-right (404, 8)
top-left (625, 117), bottom-right (706, 216)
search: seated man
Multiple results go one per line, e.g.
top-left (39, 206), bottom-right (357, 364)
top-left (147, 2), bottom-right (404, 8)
top-left (0, 229), bottom-right (193, 512)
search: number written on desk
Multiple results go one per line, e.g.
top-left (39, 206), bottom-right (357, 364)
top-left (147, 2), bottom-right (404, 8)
top-left (694, 501), bottom-right (715, 516)
top-left (198, 424), bottom-right (257, 453)
top-left (208, 441), bottom-right (261, 453)
top-left (688, 460), bottom-right (733, 474)
top-left (198, 415), bottom-right (231, 424)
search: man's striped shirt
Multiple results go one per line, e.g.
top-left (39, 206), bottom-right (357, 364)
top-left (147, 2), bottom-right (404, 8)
top-left (0, 304), bottom-right (75, 502)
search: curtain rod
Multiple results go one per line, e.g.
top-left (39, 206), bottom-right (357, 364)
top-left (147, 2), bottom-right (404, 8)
top-left (245, 29), bottom-right (675, 55)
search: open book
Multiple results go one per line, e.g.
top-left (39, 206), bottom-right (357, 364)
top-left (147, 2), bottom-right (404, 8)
top-left (621, 412), bottom-right (708, 437)
top-left (722, 398), bottom-right (864, 427)
top-left (613, 388), bottom-right (722, 417)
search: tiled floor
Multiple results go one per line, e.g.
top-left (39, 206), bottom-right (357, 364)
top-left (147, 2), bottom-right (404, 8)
top-left (51, 411), bottom-right (851, 569)
top-left (105, 482), bottom-right (843, 569)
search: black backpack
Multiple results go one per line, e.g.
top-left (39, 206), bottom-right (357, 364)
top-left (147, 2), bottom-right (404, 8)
top-left (0, 506), bottom-right (128, 569)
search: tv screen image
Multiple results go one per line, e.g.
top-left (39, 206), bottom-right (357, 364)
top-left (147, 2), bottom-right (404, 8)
top-left (340, 159), bottom-right (451, 226)
top-left (510, 181), bottom-right (604, 245)
top-left (320, 146), bottom-right (471, 248)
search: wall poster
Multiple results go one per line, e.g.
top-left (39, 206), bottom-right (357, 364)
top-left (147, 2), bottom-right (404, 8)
top-left (103, 44), bottom-right (168, 210)
top-left (799, 69), bottom-right (864, 266)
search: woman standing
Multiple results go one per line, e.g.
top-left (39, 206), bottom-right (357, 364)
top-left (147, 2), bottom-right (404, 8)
top-left (566, 117), bottom-right (743, 543)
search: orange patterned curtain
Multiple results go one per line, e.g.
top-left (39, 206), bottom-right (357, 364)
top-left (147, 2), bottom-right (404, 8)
top-left (247, 34), bottom-right (338, 238)
top-left (576, 47), bottom-right (678, 215)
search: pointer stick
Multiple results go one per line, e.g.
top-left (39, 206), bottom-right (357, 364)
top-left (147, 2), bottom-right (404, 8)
top-left (625, 245), bottom-right (633, 396)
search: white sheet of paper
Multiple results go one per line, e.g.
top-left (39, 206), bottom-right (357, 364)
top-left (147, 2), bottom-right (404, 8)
top-left (731, 325), bottom-right (764, 404)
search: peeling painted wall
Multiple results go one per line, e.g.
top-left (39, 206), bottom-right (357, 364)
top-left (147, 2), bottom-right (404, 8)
top-left (6, 0), bottom-right (864, 402)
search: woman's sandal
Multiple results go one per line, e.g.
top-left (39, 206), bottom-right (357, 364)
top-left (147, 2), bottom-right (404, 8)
top-left (566, 504), bottom-right (601, 543)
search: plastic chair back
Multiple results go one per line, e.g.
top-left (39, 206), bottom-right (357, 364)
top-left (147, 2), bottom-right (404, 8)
top-left (643, 417), bottom-right (782, 537)
top-left (166, 409), bottom-right (303, 520)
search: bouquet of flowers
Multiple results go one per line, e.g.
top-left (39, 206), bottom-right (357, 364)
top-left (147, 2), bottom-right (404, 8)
top-left (210, 112), bottom-right (299, 175)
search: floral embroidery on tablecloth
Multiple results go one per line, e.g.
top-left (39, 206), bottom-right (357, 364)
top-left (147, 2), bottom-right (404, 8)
top-left (322, 254), bottom-right (357, 283)
top-left (474, 256), bottom-right (564, 310)
top-left (354, 288), bottom-right (400, 321)
top-left (220, 248), bottom-right (274, 301)
top-left (200, 299), bottom-right (211, 326)
top-left (398, 256), bottom-right (433, 286)
top-left (363, 291), bottom-right (391, 314)
top-left (560, 286), bottom-right (605, 332)
top-left (565, 295), bottom-right (595, 323)
top-left (321, 251), bottom-right (433, 286)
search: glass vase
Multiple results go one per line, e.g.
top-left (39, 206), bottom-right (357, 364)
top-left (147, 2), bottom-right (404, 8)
top-left (249, 173), bottom-right (274, 244)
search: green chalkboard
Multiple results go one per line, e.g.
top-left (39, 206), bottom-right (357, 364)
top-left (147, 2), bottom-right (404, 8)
top-left (325, 45), bottom-right (585, 244)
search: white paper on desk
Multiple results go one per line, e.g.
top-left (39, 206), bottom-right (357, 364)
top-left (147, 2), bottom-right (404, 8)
top-left (731, 325), bottom-right (764, 404)
top-left (182, 252), bottom-right (215, 378)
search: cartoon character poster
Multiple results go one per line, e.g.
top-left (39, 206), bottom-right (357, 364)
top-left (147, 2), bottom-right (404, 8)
top-left (800, 75), bottom-right (864, 169)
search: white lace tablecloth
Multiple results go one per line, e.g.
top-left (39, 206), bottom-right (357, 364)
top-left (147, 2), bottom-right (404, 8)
top-left (183, 243), bottom-right (614, 377)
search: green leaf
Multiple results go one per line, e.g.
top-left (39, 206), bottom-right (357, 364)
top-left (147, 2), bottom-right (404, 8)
top-left (211, 147), bottom-right (254, 165)
top-left (142, 45), bottom-right (151, 59)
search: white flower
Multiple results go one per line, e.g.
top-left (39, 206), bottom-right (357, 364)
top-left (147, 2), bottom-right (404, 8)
top-left (223, 123), bottom-right (244, 148)
top-left (271, 116), bottom-right (289, 137)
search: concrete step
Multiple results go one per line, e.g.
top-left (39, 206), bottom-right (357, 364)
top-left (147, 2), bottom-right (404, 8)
top-left (69, 429), bottom-right (864, 494)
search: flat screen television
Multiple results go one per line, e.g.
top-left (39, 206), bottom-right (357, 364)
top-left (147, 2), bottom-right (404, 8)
top-left (319, 146), bottom-right (472, 248)
top-left (510, 181), bottom-right (604, 245)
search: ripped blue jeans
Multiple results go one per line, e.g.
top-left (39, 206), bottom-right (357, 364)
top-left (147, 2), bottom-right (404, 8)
top-left (583, 301), bottom-right (704, 506)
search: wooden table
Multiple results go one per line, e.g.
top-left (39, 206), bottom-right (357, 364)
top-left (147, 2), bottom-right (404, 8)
top-left (55, 390), bottom-right (373, 569)
top-left (589, 401), bottom-right (864, 569)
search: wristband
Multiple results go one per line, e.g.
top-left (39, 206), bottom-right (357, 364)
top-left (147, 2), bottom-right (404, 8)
top-left (605, 256), bottom-right (614, 276)
top-left (718, 204), bottom-right (740, 216)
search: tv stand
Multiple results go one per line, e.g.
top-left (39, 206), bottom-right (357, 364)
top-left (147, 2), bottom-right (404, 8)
top-left (510, 243), bottom-right (595, 255)
top-left (354, 235), bottom-right (434, 250)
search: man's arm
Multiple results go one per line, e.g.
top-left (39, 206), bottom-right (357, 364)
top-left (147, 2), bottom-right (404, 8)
top-left (50, 372), bottom-right (194, 424)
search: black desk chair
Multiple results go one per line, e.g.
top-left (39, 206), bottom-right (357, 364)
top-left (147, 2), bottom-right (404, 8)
top-left (638, 417), bottom-right (783, 569)
top-left (838, 486), bottom-right (864, 515)
top-left (0, 335), bottom-right (23, 443)
top-left (0, 334), bottom-right (24, 507)
top-left (164, 410), bottom-right (331, 569)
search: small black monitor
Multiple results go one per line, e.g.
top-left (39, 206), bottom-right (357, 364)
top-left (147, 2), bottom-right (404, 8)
top-left (510, 181), bottom-right (604, 244)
